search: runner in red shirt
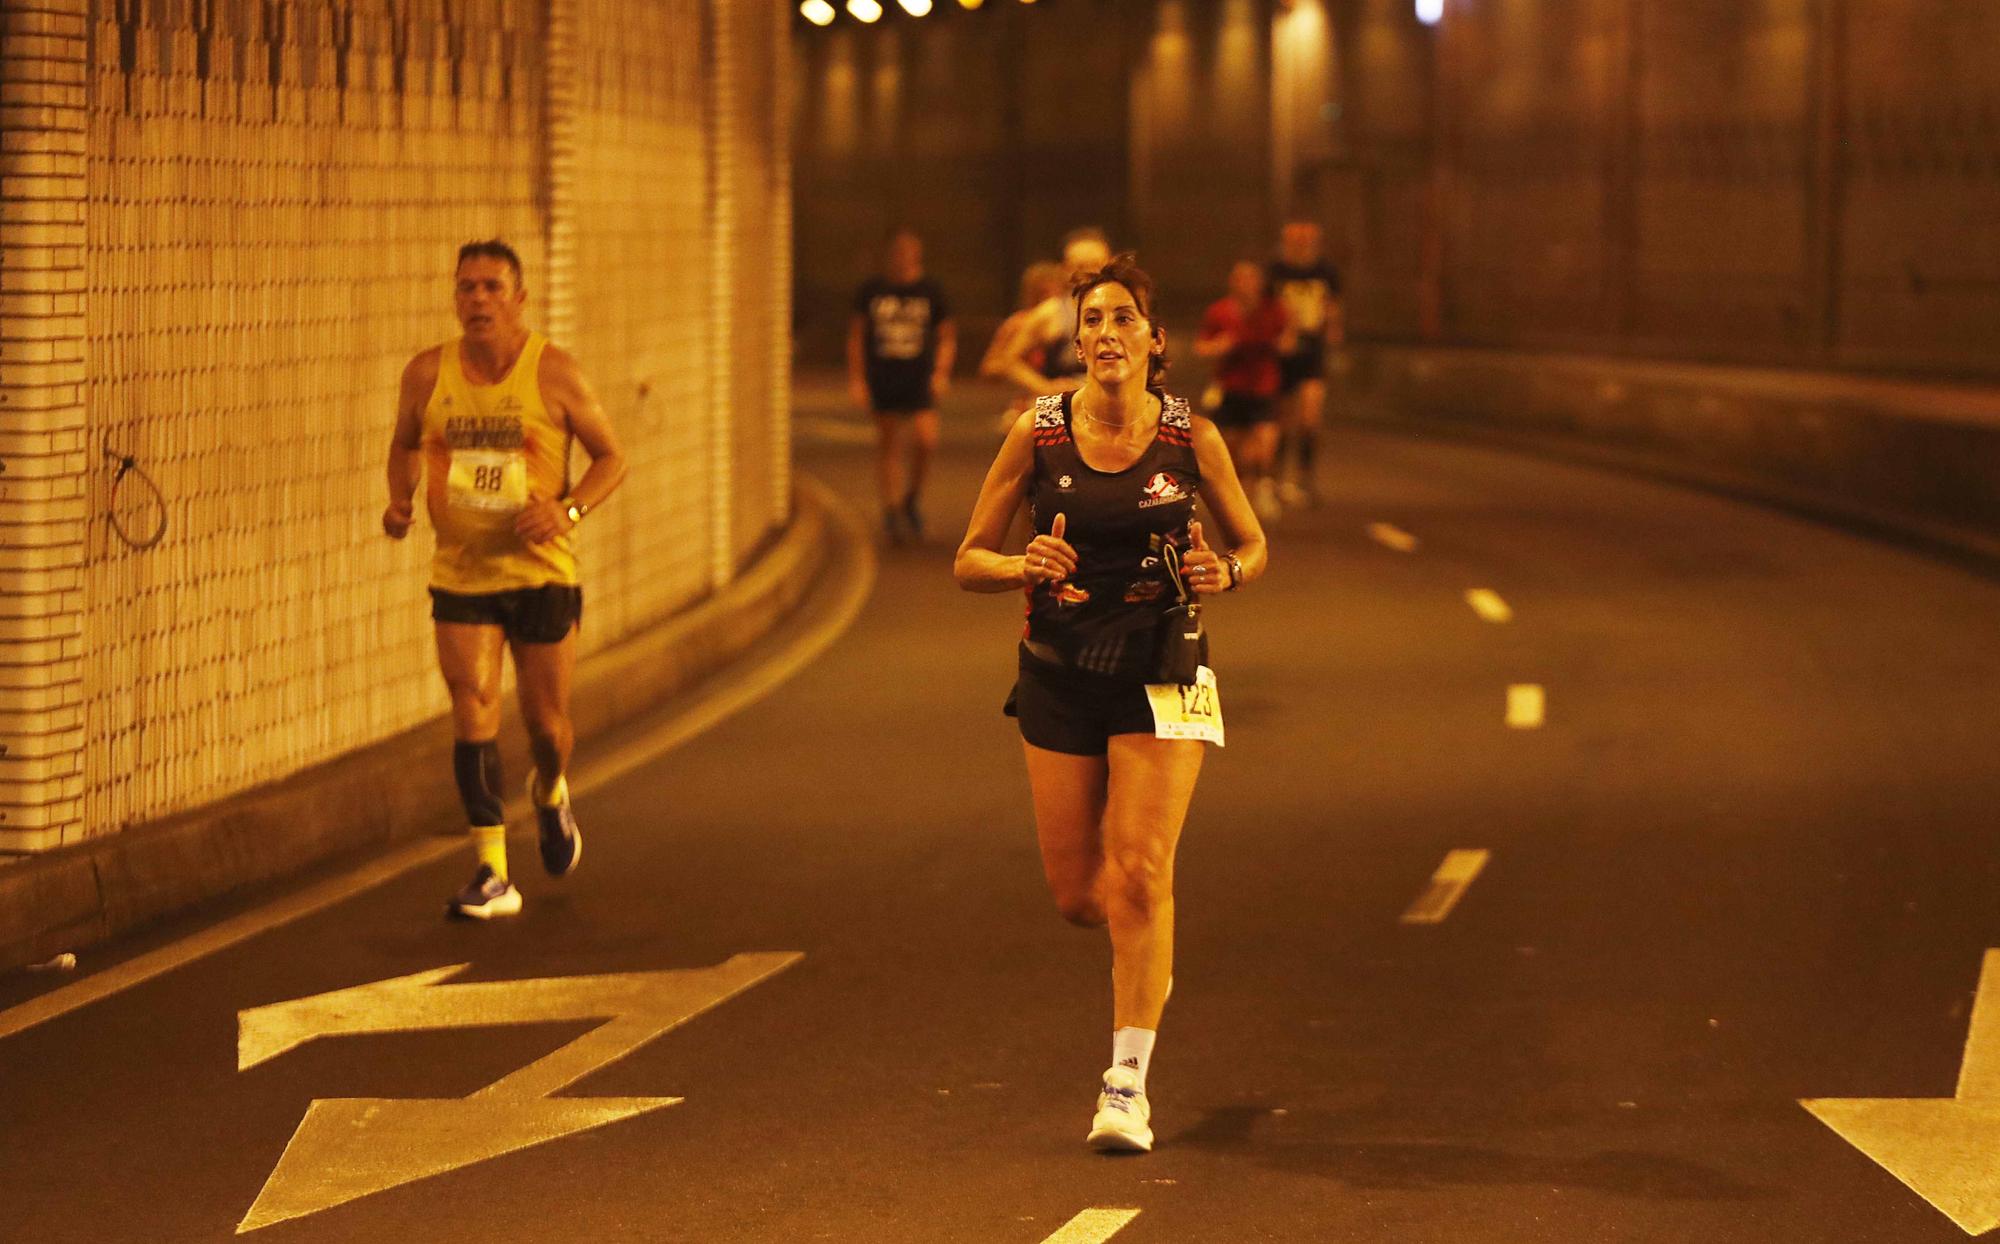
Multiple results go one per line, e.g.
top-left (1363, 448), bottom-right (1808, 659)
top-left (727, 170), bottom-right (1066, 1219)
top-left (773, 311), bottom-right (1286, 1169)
top-left (1195, 261), bottom-right (1293, 521)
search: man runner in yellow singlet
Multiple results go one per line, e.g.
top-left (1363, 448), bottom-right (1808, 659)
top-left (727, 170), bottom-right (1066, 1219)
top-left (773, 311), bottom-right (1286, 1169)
top-left (383, 240), bottom-right (628, 919)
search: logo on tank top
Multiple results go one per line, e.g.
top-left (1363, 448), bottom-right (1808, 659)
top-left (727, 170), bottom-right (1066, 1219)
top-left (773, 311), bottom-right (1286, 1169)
top-left (1138, 472), bottom-right (1187, 508)
top-left (1054, 583), bottom-right (1091, 607)
top-left (1057, 474), bottom-right (1074, 490)
top-left (444, 415), bottom-right (526, 450)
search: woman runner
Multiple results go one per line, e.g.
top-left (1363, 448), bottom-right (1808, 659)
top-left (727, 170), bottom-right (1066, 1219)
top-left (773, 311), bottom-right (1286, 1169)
top-left (953, 254), bottom-right (1268, 1152)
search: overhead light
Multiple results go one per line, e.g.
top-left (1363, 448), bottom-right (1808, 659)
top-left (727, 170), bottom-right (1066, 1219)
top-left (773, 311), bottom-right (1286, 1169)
top-left (801, 0), bottom-right (836, 23)
top-left (1415, 0), bottom-right (1443, 24)
top-left (958, 0), bottom-right (984, 7)
top-left (847, 0), bottom-right (883, 20)
top-left (898, 0), bottom-right (933, 13)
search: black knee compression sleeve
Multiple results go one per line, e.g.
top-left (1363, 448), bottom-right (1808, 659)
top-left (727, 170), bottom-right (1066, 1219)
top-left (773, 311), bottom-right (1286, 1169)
top-left (452, 739), bottom-right (505, 827)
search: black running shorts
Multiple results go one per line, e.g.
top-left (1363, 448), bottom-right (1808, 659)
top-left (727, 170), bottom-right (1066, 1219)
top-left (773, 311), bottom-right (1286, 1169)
top-left (868, 376), bottom-right (935, 415)
top-left (430, 584), bottom-right (582, 644)
top-left (1277, 343), bottom-right (1327, 394)
top-left (1212, 391), bottom-right (1278, 428)
top-left (1004, 645), bottom-right (1157, 756)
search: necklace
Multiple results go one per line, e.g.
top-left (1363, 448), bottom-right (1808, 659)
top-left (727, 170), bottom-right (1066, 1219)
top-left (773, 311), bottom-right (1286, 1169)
top-left (1076, 391), bottom-right (1155, 433)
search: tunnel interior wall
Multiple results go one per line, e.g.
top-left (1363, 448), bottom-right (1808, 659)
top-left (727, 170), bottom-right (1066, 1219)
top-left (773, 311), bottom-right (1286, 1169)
top-left (1331, 0), bottom-right (2000, 379)
top-left (0, 0), bottom-right (792, 854)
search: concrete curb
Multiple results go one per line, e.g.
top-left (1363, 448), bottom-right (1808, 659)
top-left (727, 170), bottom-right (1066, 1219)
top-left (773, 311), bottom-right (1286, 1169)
top-left (0, 477), bottom-right (849, 972)
top-left (1342, 345), bottom-right (2000, 578)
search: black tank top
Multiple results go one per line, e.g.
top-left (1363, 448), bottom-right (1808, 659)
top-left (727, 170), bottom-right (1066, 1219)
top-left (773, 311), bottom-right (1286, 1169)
top-left (1025, 390), bottom-right (1201, 679)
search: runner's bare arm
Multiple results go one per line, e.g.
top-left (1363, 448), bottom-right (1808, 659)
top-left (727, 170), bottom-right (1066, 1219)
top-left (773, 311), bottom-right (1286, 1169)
top-left (383, 349), bottom-right (438, 539)
top-left (978, 311), bottom-right (1028, 379)
top-left (954, 411), bottom-right (1040, 592)
top-left (519, 344), bottom-right (627, 543)
top-left (988, 301), bottom-right (1070, 396)
top-left (846, 314), bottom-right (870, 408)
top-left (932, 317), bottom-right (958, 396)
top-left (1189, 415), bottom-right (1268, 589)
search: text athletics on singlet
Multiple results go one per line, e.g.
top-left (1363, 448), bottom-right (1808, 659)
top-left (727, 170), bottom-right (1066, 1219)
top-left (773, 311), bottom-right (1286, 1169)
top-left (420, 331), bottom-right (578, 593)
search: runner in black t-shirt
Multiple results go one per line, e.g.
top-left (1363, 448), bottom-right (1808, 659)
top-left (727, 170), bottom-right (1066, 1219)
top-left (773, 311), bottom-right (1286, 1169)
top-left (847, 227), bottom-right (956, 543)
top-left (955, 253), bottom-right (1268, 1155)
top-left (1267, 220), bottom-right (1343, 507)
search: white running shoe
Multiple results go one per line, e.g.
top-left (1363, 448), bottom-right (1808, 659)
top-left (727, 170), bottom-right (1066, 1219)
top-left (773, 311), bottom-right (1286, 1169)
top-left (1086, 1065), bottom-right (1154, 1152)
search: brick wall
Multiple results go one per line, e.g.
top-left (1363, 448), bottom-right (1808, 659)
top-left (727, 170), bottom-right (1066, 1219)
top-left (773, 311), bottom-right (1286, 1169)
top-left (1, 0), bottom-right (89, 853)
top-left (0, 0), bottom-right (791, 854)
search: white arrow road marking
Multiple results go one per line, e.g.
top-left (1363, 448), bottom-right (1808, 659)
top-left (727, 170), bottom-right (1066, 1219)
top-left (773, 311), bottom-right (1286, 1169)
top-left (1039, 1207), bottom-right (1142, 1243)
top-left (1399, 849), bottom-right (1491, 925)
top-left (1802, 949), bottom-right (2000, 1235)
top-left (1464, 589), bottom-right (1513, 623)
top-left (1506, 683), bottom-right (1545, 729)
top-left (236, 952), bottom-right (801, 1233)
top-left (1366, 522), bottom-right (1419, 553)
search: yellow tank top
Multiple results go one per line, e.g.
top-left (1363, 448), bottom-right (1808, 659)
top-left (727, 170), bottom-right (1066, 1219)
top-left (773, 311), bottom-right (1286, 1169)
top-left (420, 332), bottom-right (578, 592)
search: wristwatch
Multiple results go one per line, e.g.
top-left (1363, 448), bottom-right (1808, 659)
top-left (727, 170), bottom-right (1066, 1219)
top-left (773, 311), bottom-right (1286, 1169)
top-left (1223, 551), bottom-right (1243, 590)
top-left (564, 499), bottom-right (589, 525)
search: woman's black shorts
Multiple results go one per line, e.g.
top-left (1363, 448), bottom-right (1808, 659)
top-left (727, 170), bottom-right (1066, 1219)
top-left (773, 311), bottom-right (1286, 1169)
top-left (1004, 645), bottom-right (1156, 756)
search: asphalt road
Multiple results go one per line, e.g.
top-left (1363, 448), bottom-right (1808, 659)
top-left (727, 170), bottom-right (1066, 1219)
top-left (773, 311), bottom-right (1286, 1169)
top-left (5, 377), bottom-right (2000, 1244)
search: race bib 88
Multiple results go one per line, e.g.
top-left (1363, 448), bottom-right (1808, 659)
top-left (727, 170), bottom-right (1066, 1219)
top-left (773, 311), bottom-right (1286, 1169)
top-left (446, 448), bottom-right (529, 514)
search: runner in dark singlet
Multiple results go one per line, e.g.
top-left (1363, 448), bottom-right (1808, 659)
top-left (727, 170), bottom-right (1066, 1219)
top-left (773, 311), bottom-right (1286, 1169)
top-left (1269, 220), bottom-right (1343, 507)
top-left (954, 254), bottom-right (1268, 1154)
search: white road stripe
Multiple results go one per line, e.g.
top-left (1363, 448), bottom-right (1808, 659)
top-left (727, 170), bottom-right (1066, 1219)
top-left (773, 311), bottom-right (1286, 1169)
top-left (1366, 522), bottom-right (1419, 553)
top-left (1040, 1207), bottom-right (1142, 1244)
top-left (1465, 589), bottom-right (1513, 623)
top-left (1506, 683), bottom-right (1545, 729)
top-left (1400, 849), bottom-right (1491, 925)
top-left (0, 485), bottom-right (878, 1045)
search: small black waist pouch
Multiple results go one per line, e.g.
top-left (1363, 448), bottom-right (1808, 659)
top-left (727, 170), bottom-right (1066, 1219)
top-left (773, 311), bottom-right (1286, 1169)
top-left (1151, 544), bottom-right (1208, 685)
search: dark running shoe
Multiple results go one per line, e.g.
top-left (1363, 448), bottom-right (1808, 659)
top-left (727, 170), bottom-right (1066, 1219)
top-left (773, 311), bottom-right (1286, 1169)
top-left (530, 775), bottom-right (582, 877)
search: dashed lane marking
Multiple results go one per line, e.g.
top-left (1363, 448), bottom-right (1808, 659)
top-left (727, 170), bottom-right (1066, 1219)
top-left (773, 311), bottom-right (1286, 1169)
top-left (1465, 588), bottom-right (1513, 623)
top-left (1506, 683), bottom-right (1545, 729)
top-left (1039, 1207), bottom-right (1142, 1243)
top-left (1399, 849), bottom-right (1491, 925)
top-left (1366, 522), bottom-right (1419, 553)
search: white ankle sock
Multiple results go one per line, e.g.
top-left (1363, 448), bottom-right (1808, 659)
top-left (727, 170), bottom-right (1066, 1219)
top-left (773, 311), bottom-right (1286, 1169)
top-left (1112, 1027), bottom-right (1157, 1090)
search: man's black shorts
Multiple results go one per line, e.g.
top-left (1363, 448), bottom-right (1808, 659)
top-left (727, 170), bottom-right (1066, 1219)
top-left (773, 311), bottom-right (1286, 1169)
top-left (430, 584), bottom-right (582, 644)
top-left (1277, 343), bottom-right (1327, 394)
top-left (1004, 645), bottom-right (1156, 756)
top-left (867, 366), bottom-right (935, 415)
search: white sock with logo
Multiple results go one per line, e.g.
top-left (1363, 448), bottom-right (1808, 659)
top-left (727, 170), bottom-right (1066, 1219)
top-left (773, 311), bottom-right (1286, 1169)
top-left (1112, 1027), bottom-right (1157, 1091)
